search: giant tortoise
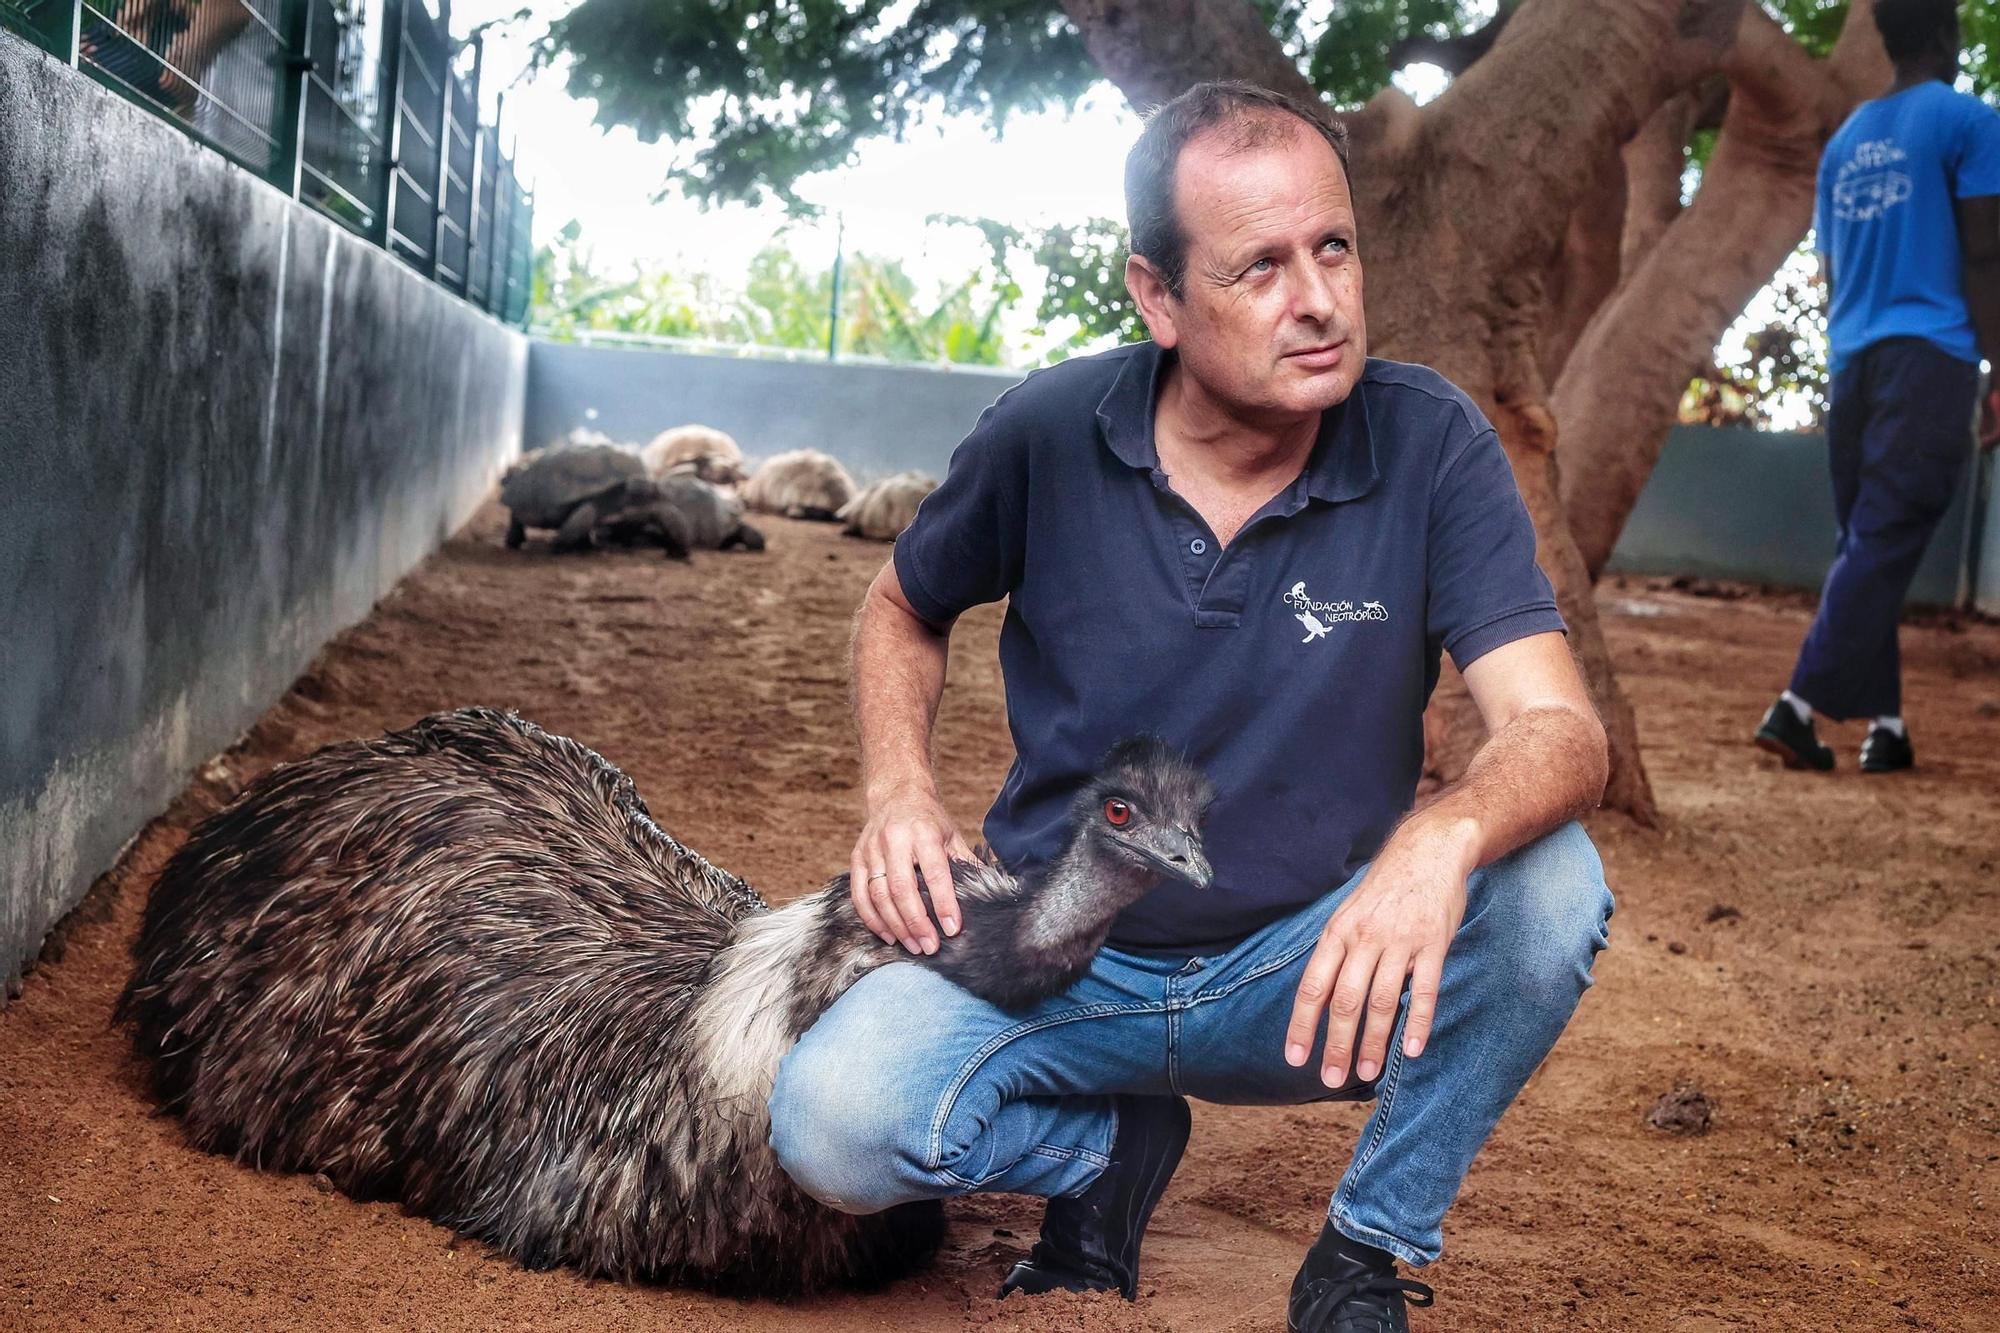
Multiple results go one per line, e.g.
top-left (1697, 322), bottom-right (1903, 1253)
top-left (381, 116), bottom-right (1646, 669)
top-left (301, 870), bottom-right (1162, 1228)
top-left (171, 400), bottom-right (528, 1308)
top-left (499, 445), bottom-right (653, 553)
top-left (592, 475), bottom-right (766, 555)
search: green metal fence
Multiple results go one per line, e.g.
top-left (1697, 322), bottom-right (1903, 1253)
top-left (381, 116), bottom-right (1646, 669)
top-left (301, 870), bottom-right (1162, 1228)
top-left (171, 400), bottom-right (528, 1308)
top-left (2, 0), bottom-right (532, 325)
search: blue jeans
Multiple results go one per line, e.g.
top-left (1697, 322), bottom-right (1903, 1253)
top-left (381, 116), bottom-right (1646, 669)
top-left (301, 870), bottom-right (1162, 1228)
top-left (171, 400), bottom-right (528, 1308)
top-left (769, 822), bottom-right (1612, 1266)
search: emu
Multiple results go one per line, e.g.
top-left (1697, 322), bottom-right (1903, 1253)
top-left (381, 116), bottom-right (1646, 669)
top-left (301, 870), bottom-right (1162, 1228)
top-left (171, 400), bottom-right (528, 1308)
top-left (118, 708), bottom-right (1212, 1295)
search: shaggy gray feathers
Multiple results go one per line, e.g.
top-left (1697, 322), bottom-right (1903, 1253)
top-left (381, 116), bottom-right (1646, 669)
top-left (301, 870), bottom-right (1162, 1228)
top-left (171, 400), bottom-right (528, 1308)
top-left (118, 708), bottom-right (937, 1293)
top-left (117, 712), bottom-right (1212, 1294)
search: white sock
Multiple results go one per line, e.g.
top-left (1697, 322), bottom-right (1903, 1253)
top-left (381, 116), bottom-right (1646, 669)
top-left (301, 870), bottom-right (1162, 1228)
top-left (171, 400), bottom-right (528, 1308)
top-left (1780, 691), bottom-right (1814, 725)
top-left (1873, 716), bottom-right (1905, 737)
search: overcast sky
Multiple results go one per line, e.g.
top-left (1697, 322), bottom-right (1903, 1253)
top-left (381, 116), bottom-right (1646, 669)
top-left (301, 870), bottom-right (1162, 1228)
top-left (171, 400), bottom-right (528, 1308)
top-left (452, 0), bottom-right (1145, 304)
top-left (446, 2), bottom-right (1481, 300)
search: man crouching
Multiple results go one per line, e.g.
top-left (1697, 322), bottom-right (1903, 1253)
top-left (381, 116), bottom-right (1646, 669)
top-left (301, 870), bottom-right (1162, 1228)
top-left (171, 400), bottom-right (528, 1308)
top-left (772, 81), bottom-right (1614, 1331)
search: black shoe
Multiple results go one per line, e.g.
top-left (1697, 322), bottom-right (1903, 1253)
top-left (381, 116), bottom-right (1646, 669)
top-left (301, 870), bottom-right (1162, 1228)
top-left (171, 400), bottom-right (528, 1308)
top-left (1860, 726), bottom-right (1913, 772)
top-left (997, 1094), bottom-right (1191, 1301)
top-left (1754, 699), bottom-right (1835, 771)
top-left (1287, 1221), bottom-right (1434, 1332)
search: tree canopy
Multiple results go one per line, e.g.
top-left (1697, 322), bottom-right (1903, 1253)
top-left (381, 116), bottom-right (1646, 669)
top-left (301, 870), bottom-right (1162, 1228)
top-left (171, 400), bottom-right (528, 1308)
top-left (549, 2), bottom-right (1997, 212)
top-left (548, 1), bottom-right (1097, 206)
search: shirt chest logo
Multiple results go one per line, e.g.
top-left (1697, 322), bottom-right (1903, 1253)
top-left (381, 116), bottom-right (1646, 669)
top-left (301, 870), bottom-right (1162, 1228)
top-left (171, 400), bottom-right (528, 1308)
top-left (1832, 138), bottom-right (1911, 221)
top-left (1284, 580), bottom-right (1387, 643)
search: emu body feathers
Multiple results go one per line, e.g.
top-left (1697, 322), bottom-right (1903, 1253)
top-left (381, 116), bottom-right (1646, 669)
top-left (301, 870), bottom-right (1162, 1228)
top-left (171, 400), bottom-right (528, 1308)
top-left (118, 708), bottom-right (1210, 1293)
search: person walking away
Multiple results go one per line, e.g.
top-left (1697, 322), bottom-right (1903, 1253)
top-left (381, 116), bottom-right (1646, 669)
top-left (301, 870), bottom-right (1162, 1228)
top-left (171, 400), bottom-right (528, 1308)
top-left (1755, 0), bottom-right (2000, 773)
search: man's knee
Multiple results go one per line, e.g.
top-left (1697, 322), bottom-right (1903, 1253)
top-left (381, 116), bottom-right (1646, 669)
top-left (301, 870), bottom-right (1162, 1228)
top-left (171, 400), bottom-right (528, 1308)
top-left (1467, 821), bottom-right (1614, 1000)
top-left (769, 1039), bottom-right (897, 1214)
top-left (767, 964), bottom-right (963, 1215)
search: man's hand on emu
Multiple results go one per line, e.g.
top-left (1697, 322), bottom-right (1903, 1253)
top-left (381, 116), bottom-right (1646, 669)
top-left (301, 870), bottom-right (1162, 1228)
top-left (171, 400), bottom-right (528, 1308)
top-left (851, 784), bottom-right (976, 956)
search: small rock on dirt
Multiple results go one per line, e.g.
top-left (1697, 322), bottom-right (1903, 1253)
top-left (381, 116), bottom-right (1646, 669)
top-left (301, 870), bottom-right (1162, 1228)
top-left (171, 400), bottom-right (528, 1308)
top-left (1647, 1084), bottom-right (1716, 1136)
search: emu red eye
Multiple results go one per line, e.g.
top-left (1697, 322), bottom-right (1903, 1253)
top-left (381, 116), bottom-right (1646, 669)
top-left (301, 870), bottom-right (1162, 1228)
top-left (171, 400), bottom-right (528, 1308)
top-left (1103, 799), bottom-right (1131, 827)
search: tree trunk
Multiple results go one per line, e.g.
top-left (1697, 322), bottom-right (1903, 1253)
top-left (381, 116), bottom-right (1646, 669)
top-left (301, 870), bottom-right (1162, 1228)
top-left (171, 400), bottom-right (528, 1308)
top-left (1556, 5), bottom-right (1890, 579)
top-left (1620, 88), bottom-right (1703, 272)
top-left (1539, 143), bottom-right (1629, 387)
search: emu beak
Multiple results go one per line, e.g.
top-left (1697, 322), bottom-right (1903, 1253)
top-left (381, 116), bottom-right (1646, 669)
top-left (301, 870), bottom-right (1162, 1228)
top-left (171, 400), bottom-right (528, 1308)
top-left (1139, 827), bottom-right (1213, 891)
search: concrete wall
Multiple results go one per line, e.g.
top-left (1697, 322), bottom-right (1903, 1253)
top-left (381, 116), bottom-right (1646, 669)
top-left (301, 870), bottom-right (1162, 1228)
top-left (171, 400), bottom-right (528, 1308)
top-left (0, 36), bottom-right (527, 990)
top-left (1605, 425), bottom-right (1976, 607)
top-left (525, 340), bottom-right (1021, 480)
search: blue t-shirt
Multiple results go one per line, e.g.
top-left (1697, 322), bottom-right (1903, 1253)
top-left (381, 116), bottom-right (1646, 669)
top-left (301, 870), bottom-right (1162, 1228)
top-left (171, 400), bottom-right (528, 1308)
top-left (893, 343), bottom-right (1566, 952)
top-left (1816, 80), bottom-right (2000, 372)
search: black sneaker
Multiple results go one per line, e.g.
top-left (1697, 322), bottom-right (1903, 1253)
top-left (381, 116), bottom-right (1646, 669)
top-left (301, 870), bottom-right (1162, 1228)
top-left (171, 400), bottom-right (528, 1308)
top-left (1860, 726), bottom-right (1914, 772)
top-left (997, 1094), bottom-right (1191, 1301)
top-left (1287, 1221), bottom-right (1434, 1332)
top-left (1754, 699), bottom-right (1835, 771)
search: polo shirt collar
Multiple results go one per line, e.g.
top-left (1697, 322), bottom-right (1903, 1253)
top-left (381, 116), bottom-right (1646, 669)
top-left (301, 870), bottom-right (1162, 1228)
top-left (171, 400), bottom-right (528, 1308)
top-left (1094, 341), bottom-right (1380, 505)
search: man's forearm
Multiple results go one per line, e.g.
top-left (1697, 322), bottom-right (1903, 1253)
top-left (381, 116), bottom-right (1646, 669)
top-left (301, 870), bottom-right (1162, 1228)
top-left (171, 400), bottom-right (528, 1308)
top-left (847, 566), bottom-right (969, 951)
top-left (1957, 198), bottom-right (2000, 370)
top-left (1403, 704), bottom-right (1607, 877)
top-left (851, 573), bottom-right (952, 803)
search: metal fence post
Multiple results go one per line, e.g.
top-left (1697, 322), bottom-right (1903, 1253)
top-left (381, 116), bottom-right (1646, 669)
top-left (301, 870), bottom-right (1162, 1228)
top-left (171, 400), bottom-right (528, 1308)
top-left (515, 188), bottom-right (534, 327)
top-left (485, 93), bottom-right (510, 314)
top-left (6, 0), bottom-right (89, 63)
top-left (495, 157), bottom-right (515, 318)
top-left (826, 211), bottom-right (844, 361)
top-left (272, 0), bottom-right (311, 200)
top-left (372, 0), bottom-right (409, 250)
top-left (422, 0), bottom-right (451, 280)
top-left (461, 35), bottom-right (486, 300)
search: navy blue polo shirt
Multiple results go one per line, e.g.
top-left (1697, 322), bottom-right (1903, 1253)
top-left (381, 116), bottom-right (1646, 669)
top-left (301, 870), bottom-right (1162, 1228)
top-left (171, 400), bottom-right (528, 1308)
top-left (893, 341), bottom-right (1565, 953)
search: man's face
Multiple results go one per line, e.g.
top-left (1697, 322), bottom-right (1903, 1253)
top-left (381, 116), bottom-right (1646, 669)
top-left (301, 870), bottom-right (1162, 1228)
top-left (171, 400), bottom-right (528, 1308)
top-left (1133, 118), bottom-right (1367, 421)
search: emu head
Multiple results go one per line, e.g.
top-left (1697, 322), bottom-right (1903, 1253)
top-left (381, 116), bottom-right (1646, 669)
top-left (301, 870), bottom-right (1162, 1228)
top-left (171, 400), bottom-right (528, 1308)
top-left (1069, 737), bottom-right (1215, 892)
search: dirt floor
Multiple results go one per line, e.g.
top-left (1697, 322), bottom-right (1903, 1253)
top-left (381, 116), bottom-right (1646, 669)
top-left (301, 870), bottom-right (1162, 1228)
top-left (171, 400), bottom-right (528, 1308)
top-left (3, 504), bottom-right (1998, 1331)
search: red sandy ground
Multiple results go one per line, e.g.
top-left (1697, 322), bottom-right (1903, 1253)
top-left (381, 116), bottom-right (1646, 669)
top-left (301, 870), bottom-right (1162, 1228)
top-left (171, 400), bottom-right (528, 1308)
top-left (2, 506), bottom-right (1996, 1331)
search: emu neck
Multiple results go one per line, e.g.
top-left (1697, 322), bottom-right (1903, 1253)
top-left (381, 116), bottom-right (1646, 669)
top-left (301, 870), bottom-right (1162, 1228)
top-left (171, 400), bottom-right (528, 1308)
top-left (1017, 838), bottom-right (1158, 961)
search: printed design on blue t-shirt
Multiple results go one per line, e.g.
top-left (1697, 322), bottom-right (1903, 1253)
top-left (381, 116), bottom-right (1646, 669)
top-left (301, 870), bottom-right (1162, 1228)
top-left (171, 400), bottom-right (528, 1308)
top-left (1283, 580), bottom-right (1387, 644)
top-left (1831, 137), bottom-right (1914, 221)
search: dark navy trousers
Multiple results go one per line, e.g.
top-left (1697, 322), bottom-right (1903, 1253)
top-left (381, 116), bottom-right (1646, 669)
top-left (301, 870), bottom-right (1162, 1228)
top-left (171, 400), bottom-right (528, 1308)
top-left (1789, 337), bottom-right (1978, 720)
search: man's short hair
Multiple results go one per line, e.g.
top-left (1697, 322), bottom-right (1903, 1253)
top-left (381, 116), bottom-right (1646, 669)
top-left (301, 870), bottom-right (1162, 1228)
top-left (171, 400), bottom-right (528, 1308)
top-left (1124, 80), bottom-right (1350, 299)
top-left (1872, 0), bottom-right (1959, 64)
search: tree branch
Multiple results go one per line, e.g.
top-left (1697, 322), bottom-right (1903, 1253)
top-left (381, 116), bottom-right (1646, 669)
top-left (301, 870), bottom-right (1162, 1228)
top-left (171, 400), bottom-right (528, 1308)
top-left (1555, 3), bottom-right (1883, 578)
top-left (1539, 143), bottom-right (1629, 384)
top-left (1386, 2), bottom-right (1516, 77)
top-left (1055, 0), bottom-right (1321, 111)
top-left (1620, 86), bottom-right (1706, 277)
top-left (1419, 0), bottom-right (1747, 272)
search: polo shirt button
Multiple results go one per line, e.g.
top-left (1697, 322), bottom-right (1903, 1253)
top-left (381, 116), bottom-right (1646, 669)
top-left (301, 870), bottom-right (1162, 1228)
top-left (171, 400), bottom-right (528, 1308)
top-left (1189, 538), bottom-right (1207, 555)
